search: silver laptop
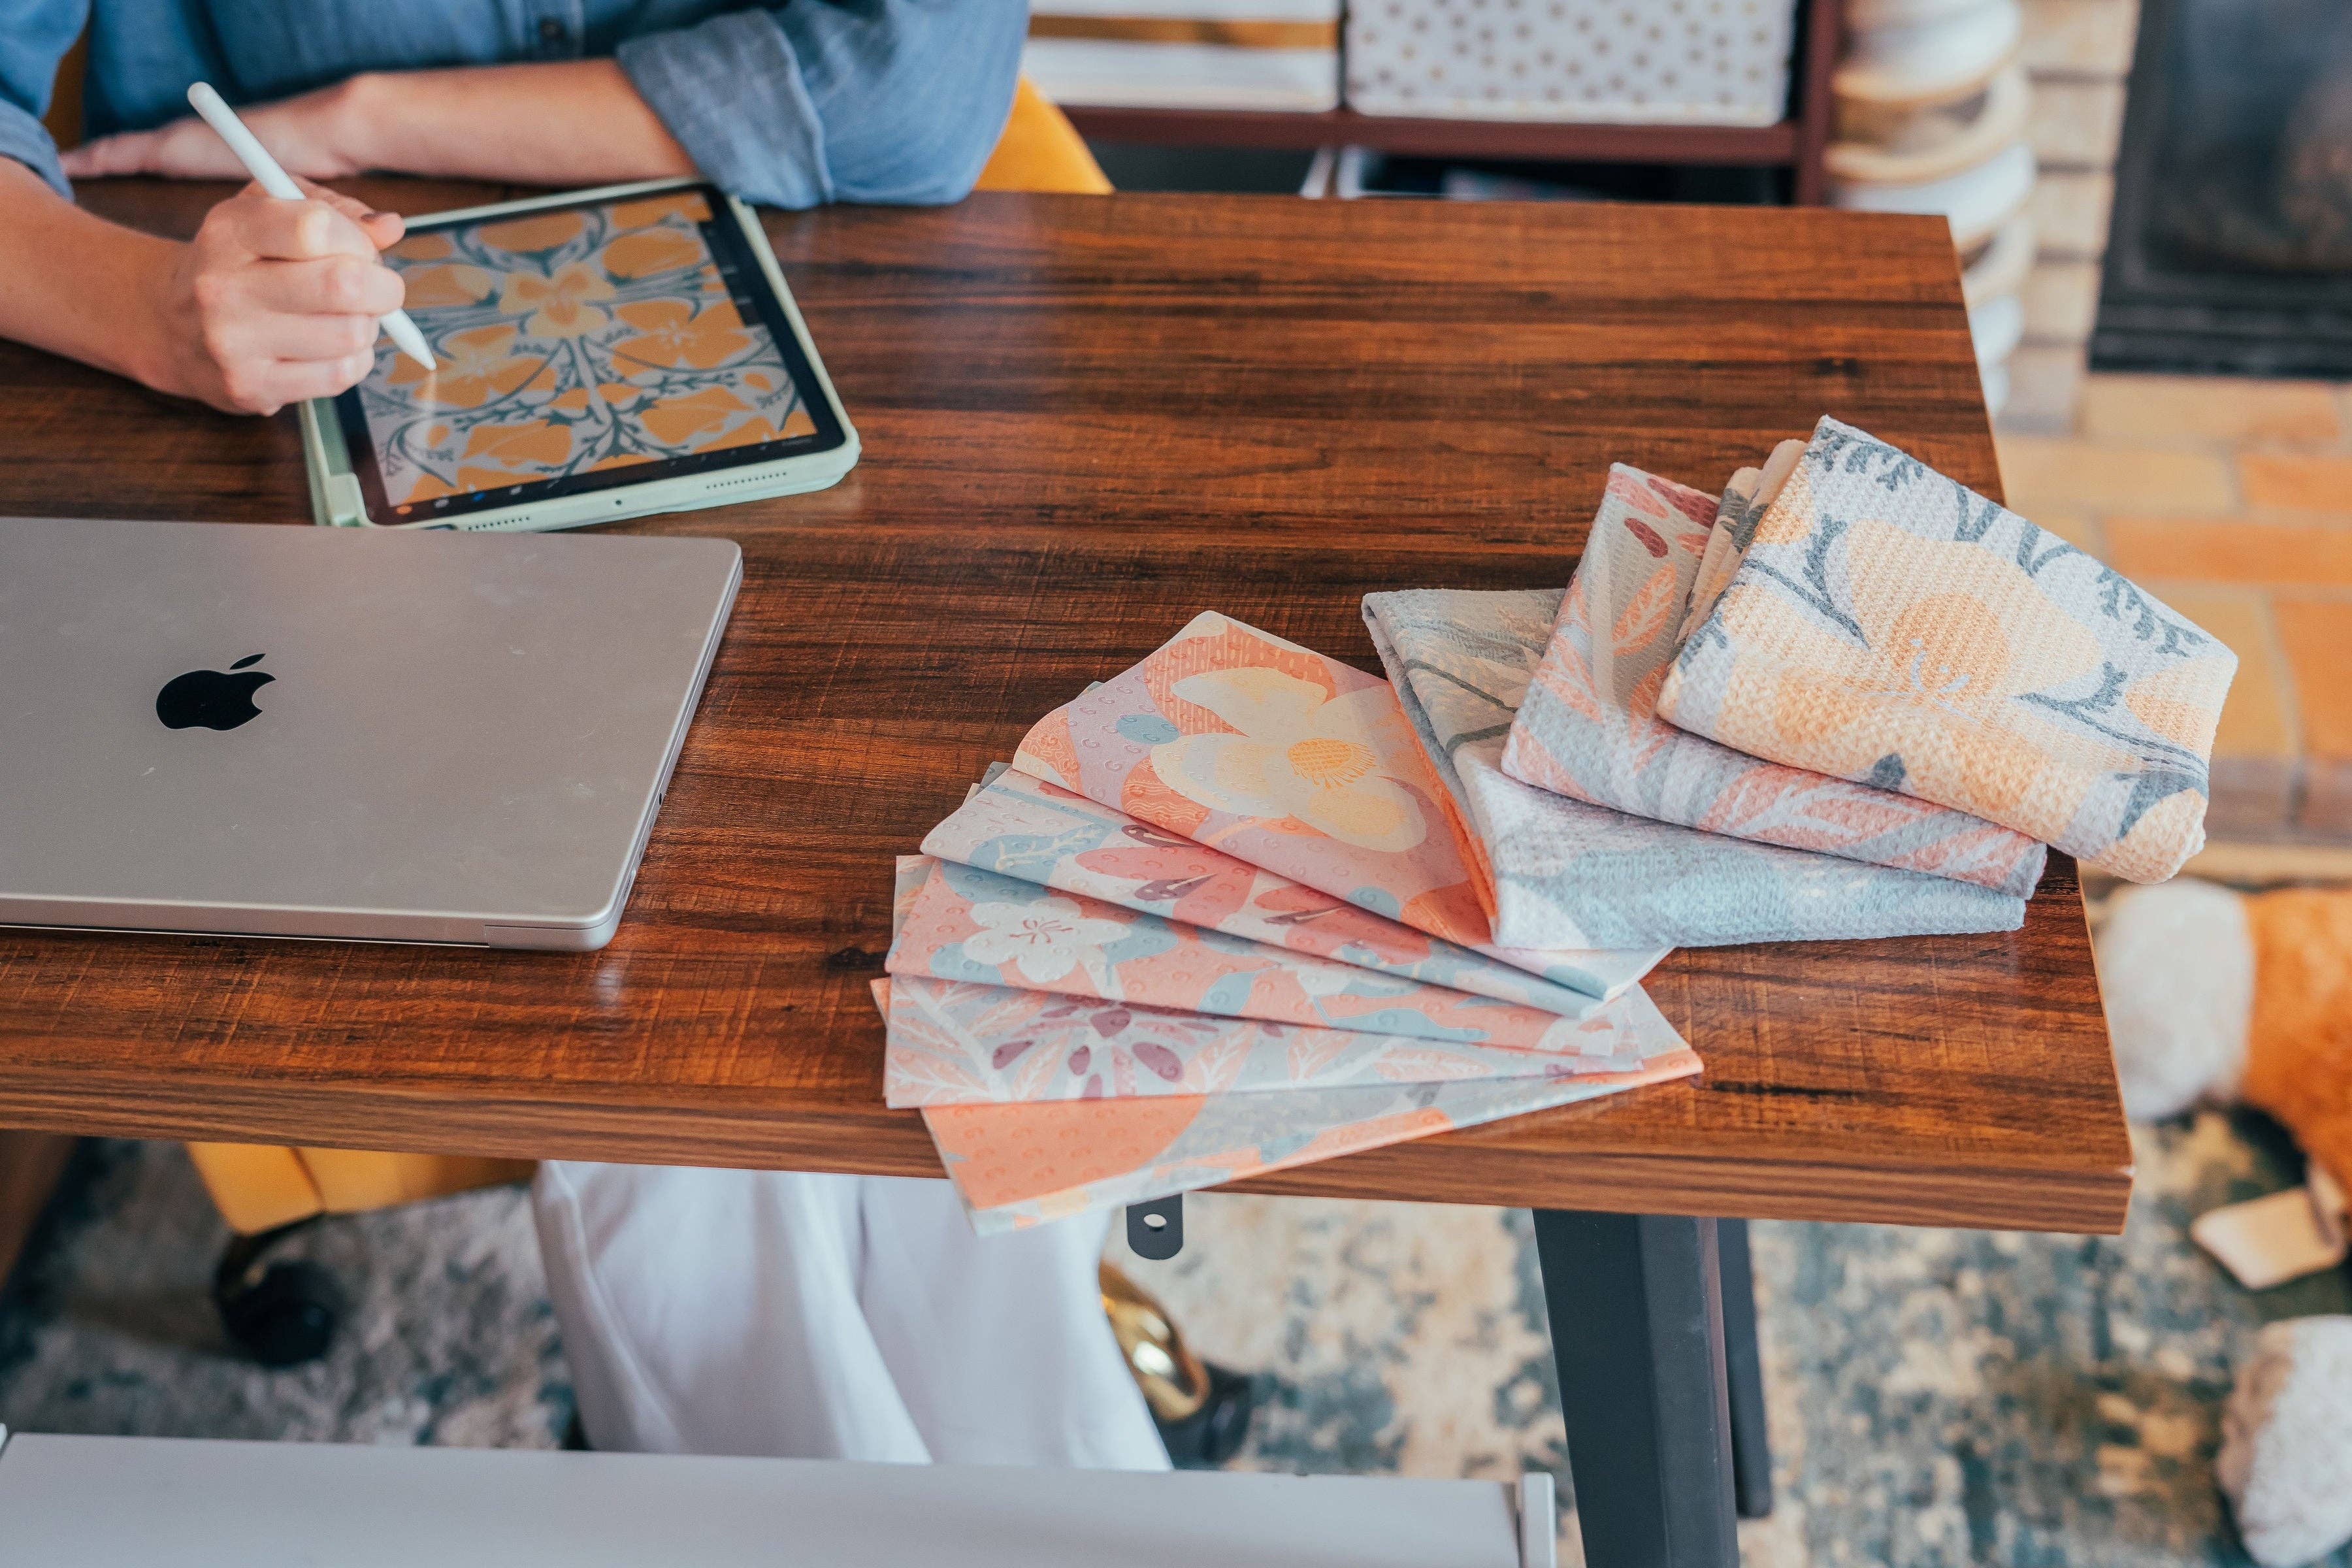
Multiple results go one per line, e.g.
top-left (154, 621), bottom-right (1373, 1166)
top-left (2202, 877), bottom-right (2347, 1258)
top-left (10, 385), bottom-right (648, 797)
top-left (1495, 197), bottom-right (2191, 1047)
top-left (0, 517), bottom-right (740, 950)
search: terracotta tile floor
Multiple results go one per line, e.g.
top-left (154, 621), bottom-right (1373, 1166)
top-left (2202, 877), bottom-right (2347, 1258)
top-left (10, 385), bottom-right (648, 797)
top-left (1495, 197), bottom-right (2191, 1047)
top-left (1997, 375), bottom-right (2352, 841)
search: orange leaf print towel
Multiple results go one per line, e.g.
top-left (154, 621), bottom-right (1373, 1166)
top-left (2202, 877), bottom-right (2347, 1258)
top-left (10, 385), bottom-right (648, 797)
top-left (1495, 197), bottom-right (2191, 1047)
top-left (1657, 418), bottom-right (2236, 883)
top-left (1500, 462), bottom-right (2048, 896)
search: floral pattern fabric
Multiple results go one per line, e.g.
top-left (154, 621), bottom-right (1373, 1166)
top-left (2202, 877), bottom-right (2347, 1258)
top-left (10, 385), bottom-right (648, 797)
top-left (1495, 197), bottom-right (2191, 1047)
top-left (921, 766), bottom-right (1632, 1018)
top-left (1497, 463), bottom-right (2046, 896)
top-left (876, 853), bottom-right (1701, 1232)
top-left (360, 191), bottom-right (815, 508)
top-left (1009, 612), bottom-right (1667, 1000)
top-left (879, 972), bottom-right (1681, 1107)
top-left (921, 1054), bottom-right (1697, 1234)
top-left (1656, 417), bottom-right (2238, 883)
top-left (886, 858), bottom-right (1621, 1055)
top-left (1677, 440), bottom-right (1805, 647)
top-left (1362, 588), bottom-right (2030, 948)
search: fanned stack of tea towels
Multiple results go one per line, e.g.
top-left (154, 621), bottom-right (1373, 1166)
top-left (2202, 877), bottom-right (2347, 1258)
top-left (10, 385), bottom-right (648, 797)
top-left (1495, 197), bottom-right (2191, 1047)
top-left (875, 617), bottom-right (1701, 1232)
top-left (882, 415), bottom-right (2237, 1233)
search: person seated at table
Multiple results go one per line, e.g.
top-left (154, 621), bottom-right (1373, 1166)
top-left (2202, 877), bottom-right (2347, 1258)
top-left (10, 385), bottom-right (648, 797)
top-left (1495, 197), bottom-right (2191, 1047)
top-left (0, 1), bottom-right (1019, 416)
top-left (0, 0), bottom-right (1171, 1471)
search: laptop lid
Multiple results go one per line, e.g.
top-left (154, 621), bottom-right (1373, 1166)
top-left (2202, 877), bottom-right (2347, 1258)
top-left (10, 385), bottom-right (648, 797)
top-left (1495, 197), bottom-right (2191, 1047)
top-left (0, 517), bottom-right (740, 950)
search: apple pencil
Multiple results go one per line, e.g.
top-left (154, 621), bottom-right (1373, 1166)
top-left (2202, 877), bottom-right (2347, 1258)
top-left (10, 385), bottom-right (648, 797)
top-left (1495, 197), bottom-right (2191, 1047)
top-left (184, 82), bottom-right (434, 370)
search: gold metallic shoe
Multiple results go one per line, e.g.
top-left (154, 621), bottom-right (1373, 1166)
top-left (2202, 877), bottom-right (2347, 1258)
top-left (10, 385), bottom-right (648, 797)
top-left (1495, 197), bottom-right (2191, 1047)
top-left (1101, 1262), bottom-right (1255, 1466)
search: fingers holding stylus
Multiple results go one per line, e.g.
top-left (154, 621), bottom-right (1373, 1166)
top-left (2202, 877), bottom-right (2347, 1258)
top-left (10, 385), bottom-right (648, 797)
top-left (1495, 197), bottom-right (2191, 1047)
top-left (168, 180), bottom-right (410, 416)
top-left (223, 178), bottom-right (404, 268)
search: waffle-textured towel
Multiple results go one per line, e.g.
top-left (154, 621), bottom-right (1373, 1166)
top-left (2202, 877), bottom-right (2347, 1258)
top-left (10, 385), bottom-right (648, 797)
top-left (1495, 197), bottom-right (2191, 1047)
top-left (1363, 587), bottom-right (2028, 948)
top-left (1499, 463), bottom-right (2047, 897)
top-left (1657, 417), bottom-right (2237, 883)
top-left (1680, 439), bottom-right (1805, 645)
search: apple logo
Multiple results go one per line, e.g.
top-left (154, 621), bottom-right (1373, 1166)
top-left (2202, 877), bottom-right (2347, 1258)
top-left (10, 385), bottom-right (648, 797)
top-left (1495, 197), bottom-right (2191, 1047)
top-left (156, 654), bottom-right (274, 731)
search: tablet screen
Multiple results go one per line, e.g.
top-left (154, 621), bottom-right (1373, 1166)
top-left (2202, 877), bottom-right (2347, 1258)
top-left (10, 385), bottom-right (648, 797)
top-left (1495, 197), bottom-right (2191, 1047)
top-left (333, 185), bottom-right (845, 523)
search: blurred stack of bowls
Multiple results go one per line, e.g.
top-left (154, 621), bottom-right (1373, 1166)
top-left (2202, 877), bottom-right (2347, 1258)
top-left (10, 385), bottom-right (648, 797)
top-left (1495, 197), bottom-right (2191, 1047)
top-left (1828, 0), bottom-right (2033, 416)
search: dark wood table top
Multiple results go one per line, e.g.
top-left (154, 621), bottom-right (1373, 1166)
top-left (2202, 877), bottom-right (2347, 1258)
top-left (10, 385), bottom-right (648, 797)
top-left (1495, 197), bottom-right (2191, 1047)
top-left (0, 181), bottom-right (2129, 1234)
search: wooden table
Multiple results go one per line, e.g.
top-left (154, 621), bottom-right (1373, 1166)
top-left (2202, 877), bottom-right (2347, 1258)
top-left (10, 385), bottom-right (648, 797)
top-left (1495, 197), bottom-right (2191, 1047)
top-left (0, 182), bottom-right (2125, 1568)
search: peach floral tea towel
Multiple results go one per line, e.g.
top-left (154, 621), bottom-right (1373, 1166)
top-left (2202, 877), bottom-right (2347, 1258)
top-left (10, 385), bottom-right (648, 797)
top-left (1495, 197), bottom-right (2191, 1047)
top-left (922, 767), bottom-right (1615, 1019)
top-left (1498, 463), bottom-right (2046, 896)
top-left (1364, 589), bottom-right (2028, 948)
top-left (877, 858), bottom-right (1668, 1102)
top-left (887, 857), bottom-right (1610, 1054)
top-left (1658, 417), bottom-right (2237, 883)
top-left (924, 1032), bottom-right (1699, 1234)
top-left (1009, 611), bottom-right (1666, 1002)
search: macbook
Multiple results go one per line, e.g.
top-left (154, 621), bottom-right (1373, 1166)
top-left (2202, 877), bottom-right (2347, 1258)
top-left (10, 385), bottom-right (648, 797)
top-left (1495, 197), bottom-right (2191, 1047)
top-left (0, 517), bottom-right (740, 950)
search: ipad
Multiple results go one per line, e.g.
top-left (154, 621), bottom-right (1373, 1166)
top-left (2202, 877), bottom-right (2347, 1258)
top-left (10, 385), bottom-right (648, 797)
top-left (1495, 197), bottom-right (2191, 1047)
top-left (299, 180), bottom-right (858, 532)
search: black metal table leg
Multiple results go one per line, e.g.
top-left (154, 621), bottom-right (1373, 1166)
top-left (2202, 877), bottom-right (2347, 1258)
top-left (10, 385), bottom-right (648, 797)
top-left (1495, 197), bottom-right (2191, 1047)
top-left (1716, 1218), bottom-right (1773, 1519)
top-left (1531, 1210), bottom-right (1740, 1568)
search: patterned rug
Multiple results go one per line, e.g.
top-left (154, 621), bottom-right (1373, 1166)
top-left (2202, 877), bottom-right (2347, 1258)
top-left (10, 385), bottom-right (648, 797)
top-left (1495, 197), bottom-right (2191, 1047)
top-left (2, 1120), bottom-right (2346, 1567)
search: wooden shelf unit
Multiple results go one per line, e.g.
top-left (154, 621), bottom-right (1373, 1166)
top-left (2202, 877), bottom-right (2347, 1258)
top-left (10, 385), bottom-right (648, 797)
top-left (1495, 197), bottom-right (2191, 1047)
top-left (1059, 0), bottom-right (1842, 204)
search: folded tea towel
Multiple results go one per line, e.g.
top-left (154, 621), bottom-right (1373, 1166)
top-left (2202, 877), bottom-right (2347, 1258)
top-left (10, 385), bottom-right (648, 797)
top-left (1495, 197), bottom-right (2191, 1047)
top-left (1499, 462), bottom-right (2046, 897)
top-left (878, 970), bottom-right (1674, 1105)
top-left (924, 1041), bottom-right (1699, 1234)
top-left (1657, 417), bottom-right (2238, 883)
top-left (1009, 610), bottom-right (1667, 1000)
top-left (1363, 587), bottom-right (2027, 948)
top-left (1680, 440), bottom-right (1806, 645)
top-left (881, 850), bottom-right (1700, 1234)
top-left (923, 768), bottom-right (1614, 1019)
top-left (888, 857), bottom-right (1619, 1054)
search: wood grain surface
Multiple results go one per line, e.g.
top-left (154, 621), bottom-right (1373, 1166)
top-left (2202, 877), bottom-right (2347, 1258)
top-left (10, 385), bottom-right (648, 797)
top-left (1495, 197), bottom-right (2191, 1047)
top-left (0, 182), bottom-right (2129, 1233)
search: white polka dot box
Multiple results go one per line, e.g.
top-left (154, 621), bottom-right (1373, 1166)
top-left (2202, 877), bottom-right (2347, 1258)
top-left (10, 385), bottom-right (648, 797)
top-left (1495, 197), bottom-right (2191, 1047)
top-left (1345, 0), bottom-right (1800, 125)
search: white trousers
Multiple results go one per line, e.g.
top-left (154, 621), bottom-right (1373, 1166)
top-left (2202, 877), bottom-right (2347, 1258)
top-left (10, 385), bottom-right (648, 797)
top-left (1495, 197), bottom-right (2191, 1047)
top-left (532, 1162), bottom-right (1170, 1470)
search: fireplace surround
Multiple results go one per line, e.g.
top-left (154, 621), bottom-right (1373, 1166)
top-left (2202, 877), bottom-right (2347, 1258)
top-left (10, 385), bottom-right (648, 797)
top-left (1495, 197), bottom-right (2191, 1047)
top-left (2091, 0), bottom-right (2352, 377)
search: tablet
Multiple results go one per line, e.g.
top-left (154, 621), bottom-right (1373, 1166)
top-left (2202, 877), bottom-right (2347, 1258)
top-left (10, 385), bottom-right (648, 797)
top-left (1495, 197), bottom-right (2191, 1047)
top-left (299, 180), bottom-right (858, 531)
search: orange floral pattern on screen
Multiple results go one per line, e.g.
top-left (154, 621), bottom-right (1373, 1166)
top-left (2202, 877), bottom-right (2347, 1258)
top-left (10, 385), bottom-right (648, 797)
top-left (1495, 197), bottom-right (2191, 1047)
top-left (399, 263), bottom-right (497, 309)
top-left (602, 227), bottom-right (704, 280)
top-left (608, 191), bottom-right (713, 229)
top-left (355, 196), bottom-right (817, 509)
top-left (476, 211), bottom-right (588, 254)
top-left (610, 299), bottom-right (753, 371)
top-left (497, 262), bottom-right (614, 338)
top-left (386, 324), bottom-right (540, 410)
top-left (638, 385), bottom-right (751, 445)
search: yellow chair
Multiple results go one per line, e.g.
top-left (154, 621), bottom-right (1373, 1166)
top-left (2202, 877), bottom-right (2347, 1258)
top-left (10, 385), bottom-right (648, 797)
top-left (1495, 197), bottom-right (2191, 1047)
top-left (39, 52), bottom-right (1107, 1359)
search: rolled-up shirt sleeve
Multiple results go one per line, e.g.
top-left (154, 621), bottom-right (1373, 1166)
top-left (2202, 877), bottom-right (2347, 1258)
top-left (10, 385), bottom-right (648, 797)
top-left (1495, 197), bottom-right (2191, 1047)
top-left (618, 1), bottom-right (1025, 210)
top-left (0, 0), bottom-right (87, 198)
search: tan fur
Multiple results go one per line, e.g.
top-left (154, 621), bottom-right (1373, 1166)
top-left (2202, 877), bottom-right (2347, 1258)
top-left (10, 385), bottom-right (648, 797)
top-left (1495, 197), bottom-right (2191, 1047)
top-left (2242, 888), bottom-right (2352, 1194)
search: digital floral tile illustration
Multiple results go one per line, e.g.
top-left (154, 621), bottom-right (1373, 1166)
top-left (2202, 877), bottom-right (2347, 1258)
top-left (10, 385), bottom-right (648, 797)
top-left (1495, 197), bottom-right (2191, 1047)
top-left (1499, 461), bottom-right (2047, 896)
top-left (1007, 612), bottom-right (1667, 998)
top-left (1658, 417), bottom-right (2237, 883)
top-left (358, 190), bottom-right (815, 506)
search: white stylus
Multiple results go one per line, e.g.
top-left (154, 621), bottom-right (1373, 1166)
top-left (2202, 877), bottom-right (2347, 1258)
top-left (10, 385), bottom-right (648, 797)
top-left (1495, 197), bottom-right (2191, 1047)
top-left (185, 82), bottom-right (434, 370)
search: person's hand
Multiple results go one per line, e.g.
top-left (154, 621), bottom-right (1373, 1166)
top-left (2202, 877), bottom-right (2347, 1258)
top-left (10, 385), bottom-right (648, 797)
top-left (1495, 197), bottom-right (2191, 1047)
top-left (61, 78), bottom-right (372, 182)
top-left (136, 178), bottom-right (407, 416)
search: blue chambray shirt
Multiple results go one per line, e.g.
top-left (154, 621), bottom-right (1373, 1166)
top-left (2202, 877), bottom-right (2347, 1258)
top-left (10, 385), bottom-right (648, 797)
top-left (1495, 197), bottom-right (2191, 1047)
top-left (0, 0), bottom-right (1026, 208)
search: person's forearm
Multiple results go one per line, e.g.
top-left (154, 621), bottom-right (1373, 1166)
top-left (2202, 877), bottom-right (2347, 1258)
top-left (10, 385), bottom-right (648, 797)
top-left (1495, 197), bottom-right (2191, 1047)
top-left (337, 61), bottom-right (697, 186)
top-left (0, 161), bottom-right (176, 386)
